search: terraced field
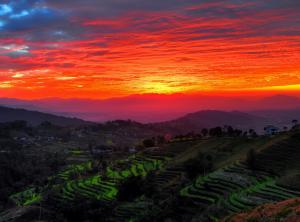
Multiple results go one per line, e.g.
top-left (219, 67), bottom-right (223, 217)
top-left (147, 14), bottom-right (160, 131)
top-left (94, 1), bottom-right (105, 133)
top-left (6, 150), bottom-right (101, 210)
top-left (3, 133), bottom-right (300, 222)
top-left (67, 148), bottom-right (92, 164)
top-left (109, 166), bottom-right (186, 221)
top-left (224, 197), bottom-right (300, 222)
top-left (106, 155), bottom-right (165, 180)
top-left (255, 138), bottom-right (300, 174)
top-left (46, 151), bottom-right (172, 208)
top-left (180, 162), bottom-right (300, 220)
top-left (50, 176), bottom-right (118, 206)
top-left (225, 179), bottom-right (300, 213)
top-left (7, 146), bottom-right (176, 211)
top-left (151, 166), bottom-right (185, 188)
top-left (56, 161), bottom-right (93, 181)
top-left (113, 197), bottom-right (156, 221)
top-left (8, 151), bottom-right (92, 207)
top-left (10, 188), bottom-right (41, 206)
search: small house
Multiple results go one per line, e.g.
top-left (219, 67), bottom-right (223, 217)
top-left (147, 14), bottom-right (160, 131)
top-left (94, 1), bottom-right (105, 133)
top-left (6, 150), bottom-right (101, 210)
top-left (264, 125), bottom-right (280, 135)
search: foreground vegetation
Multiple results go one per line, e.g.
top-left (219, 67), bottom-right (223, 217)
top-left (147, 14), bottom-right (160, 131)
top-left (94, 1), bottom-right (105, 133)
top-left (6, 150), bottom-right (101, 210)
top-left (0, 121), bottom-right (299, 221)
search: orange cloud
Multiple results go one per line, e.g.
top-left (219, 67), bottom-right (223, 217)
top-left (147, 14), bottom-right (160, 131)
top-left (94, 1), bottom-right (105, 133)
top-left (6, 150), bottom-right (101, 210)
top-left (0, 1), bottom-right (299, 99)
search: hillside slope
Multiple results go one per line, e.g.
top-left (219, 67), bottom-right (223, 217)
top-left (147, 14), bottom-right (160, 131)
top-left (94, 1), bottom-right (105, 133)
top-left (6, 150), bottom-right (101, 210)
top-left (224, 198), bottom-right (300, 222)
top-left (151, 110), bottom-right (270, 134)
top-left (0, 106), bottom-right (91, 126)
top-left (1, 130), bottom-right (299, 222)
top-left (1, 94), bottom-right (300, 123)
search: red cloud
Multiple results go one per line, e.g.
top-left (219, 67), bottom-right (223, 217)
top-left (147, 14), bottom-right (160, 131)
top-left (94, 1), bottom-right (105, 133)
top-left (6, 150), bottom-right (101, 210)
top-left (0, 1), bottom-right (299, 99)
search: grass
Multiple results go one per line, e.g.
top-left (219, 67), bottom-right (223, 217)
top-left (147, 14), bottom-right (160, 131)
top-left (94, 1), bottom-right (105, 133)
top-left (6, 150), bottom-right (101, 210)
top-left (70, 150), bottom-right (84, 155)
top-left (180, 159), bottom-right (300, 219)
top-left (10, 188), bottom-right (41, 206)
top-left (44, 153), bottom-right (169, 205)
top-left (9, 131), bottom-right (300, 221)
top-left (56, 161), bottom-right (93, 181)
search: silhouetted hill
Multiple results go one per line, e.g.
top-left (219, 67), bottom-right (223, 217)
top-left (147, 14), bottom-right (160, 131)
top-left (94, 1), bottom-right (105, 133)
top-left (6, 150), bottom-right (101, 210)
top-left (1, 94), bottom-right (300, 123)
top-left (256, 94), bottom-right (300, 110)
top-left (151, 110), bottom-right (269, 134)
top-left (250, 109), bottom-right (300, 125)
top-left (0, 106), bottom-right (91, 126)
top-left (224, 198), bottom-right (300, 222)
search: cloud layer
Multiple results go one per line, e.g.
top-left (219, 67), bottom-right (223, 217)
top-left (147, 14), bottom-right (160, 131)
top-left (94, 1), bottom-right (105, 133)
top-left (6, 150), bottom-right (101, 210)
top-left (0, 0), bottom-right (300, 98)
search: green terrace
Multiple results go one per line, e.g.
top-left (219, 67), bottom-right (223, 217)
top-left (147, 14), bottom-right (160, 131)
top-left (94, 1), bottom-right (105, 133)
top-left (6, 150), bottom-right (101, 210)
top-left (180, 162), bottom-right (300, 218)
top-left (10, 151), bottom-right (172, 208)
top-left (53, 155), bottom-right (168, 204)
top-left (56, 175), bottom-right (118, 203)
top-left (225, 178), bottom-right (300, 214)
top-left (109, 166), bottom-right (186, 221)
top-left (69, 149), bottom-right (84, 155)
top-left (180, 163), bottom-right (263, 204)
top-left (107, 156), bottom-right (165, 180)
top-left (9, 188), bottom-right (41, 207)
top-left (56, 161), bottom-right (93, 181)
top-left (113, 197), bottom-right (158, 221)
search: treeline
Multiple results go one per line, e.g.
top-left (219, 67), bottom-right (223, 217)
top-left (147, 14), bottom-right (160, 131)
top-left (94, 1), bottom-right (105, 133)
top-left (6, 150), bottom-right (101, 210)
top-left (0, 121), bottom-right (67, 211)
top-left (141, 126), bottom-right (258, 147)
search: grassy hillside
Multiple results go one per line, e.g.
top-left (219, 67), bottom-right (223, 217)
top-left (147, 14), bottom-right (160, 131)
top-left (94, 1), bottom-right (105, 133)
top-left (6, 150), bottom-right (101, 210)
top-left (224, 198), bottom-right (300, 222)
top-left (0, 106), bottom-right (90, 126)
top-left (150, 110), bottom-right (270, 134)
top-left (1, 130), bottom-right (299, 222)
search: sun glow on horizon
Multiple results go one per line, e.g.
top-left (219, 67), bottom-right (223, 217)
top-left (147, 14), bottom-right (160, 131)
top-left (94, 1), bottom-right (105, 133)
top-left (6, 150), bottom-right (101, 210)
top-left (0, 1), bottom-right (299, 99)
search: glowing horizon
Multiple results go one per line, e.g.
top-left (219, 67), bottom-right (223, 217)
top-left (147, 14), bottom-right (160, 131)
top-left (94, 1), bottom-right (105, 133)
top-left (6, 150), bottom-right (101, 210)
top-left (0, 1), bottom-right (300, 99)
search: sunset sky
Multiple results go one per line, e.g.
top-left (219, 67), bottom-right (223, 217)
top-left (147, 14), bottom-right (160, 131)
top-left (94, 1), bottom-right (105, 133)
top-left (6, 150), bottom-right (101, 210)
top-left (0, 0), bottom-right (300, 99)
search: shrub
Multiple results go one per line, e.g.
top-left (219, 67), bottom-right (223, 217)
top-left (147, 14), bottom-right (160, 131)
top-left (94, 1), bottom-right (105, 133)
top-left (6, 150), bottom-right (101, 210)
top-left (143, 138), bottom-right (155, 148)
top-left (118, 176), bottom-right (144, 201)
top-left (246, 148), bottom-right (257, 170)
top-left (184, 153), bottom-right (213, 180)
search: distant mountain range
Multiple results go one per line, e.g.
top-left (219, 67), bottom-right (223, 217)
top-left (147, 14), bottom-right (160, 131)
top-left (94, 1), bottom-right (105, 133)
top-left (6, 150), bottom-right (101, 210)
top-left (0, 106), bottom-right (90, 126)
top-left (1, 94), bottom-right (300, 133)
top-left (0, 105), bottom-right (295, 135)
top-left (150, 110), bottom-right (271, 134)
top-left (250, 109), bottom-right (300, 126)
top-left (1, 94), bottom-right (300, 123)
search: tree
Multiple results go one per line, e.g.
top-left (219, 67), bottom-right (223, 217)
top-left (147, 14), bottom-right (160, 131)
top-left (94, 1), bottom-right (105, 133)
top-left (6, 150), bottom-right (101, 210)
top-left (39, 121), bottom-right (53, 128)
top-left (201, 128), bottom-right (208, 137)
top-left (227, 126), bottom-right (234, 137)
top-left (246, 149), bottom-right (257, 170)
top-left (10, 120), bottom-right (28, 129)
top-left (118, 176), bottom-right (144, 201)
top-left (252, 131), bottom-right (258, 138)
top-left (156, 135), bottom-right (166, 145)
top-left (184, 153), bottom-right (213, 180)
top-left (143, 138), bottom-right (155, 148)
top-left (249, 129), bottom-right (258, 138)
top-left (234, 129), bottom-right (243, 137)
top-left (209, 127), bottom-right (223, 137)
top-left (143, 171), bottom-right (156, 198)
top-left (292, 119), bottom-right (298, 127)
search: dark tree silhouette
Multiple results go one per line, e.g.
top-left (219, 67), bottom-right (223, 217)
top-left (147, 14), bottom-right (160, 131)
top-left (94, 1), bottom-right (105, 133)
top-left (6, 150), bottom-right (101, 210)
top-left (184, 153), bottom-right (213, 179)
top-left (156, 135), bottom-right (166, 145)
top-left (246, 148), bottom-right (257, 170)
top-left (292, 119), bottom-right (298, 126)
top-left (201, 128), bottom-right (208, 137)
top-left (227, 126), bottom-right (234, 136)
top-left (118, 176), bottom-right (144, 201)
top-left (143, 138), bottom-right (155, 147)
top-left (209, 127), bottom-right (223, 137)
top-left (249, 129), bottom-right (257, 138)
